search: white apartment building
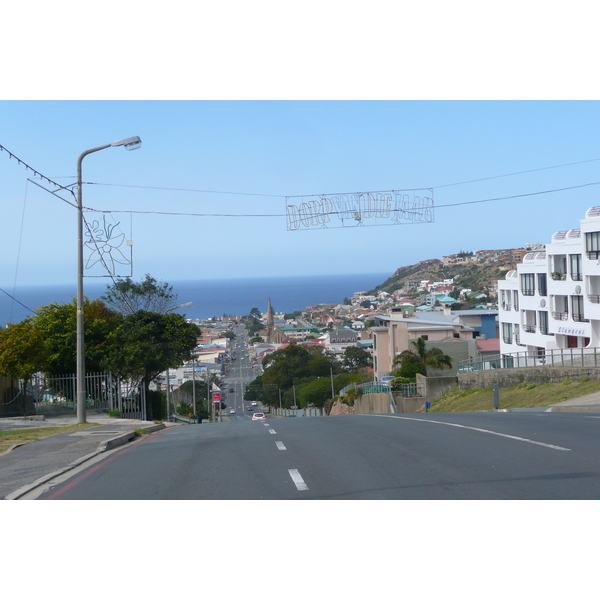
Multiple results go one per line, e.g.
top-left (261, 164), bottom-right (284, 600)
top-left (498, 207), bottom-right (600, 357)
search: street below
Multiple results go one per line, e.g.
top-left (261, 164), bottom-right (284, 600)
top-left (34, 410), bottom-right (600, 500)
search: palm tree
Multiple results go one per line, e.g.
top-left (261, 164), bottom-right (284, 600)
top-left (392, 336), bottom-right (453, 377)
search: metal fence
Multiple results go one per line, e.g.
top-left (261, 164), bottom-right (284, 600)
top-left (458, 347), bottom-right (600, 374)
top-left (354, 381), bottom-right (424, 398)
top-left (0, 373), bottom-right (146, 420)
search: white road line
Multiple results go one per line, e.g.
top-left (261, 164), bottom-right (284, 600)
top-left (288, 468), bottom-right (308, 491)
top-left (366, 414), bottom-right (571, 451)
top-left (276, 441), bottom-right (286, 450)
top-left (269, 429), bottom-right (276, 434)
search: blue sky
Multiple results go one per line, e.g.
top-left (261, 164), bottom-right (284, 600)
top-left (3, 100), bottom-right (600, 290)
top-left (2, 3), bottom-right (600, 295)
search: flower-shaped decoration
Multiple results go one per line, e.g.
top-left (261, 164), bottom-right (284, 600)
top-left (84, 216), bottom-right (131, 275)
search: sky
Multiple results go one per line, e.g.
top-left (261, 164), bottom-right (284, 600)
top-left (3, 1), bottom-right (598, 578)
top-left (3, 100), bottom-right (600, 292)
top-left (2, 3), bottom-right (600, 298)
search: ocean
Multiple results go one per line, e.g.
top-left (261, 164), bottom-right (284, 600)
top-left (0, 272), bottom-right (390, 325)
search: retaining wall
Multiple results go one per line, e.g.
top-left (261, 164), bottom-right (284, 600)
top-left (458, 366), bottom-right (600, 390)
top-left (355, 393), bottom-right (393, 414)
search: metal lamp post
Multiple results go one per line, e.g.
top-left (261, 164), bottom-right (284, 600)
top-left (76, 136), bottom-right (142, 424)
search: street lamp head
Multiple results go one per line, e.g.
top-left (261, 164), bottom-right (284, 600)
top-left (111, 136), bottom-right (142, 151)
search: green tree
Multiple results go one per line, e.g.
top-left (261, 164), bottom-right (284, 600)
top-left (392, 337), bottom-right (453, 378)
top-left (102, 274), bottom-right (178, 314)
top-left (342, 346), bottom-right (372, 370)
top-left (296, 377), bottom-right (333, 408)
top-left (101, 311), bottom-right (200, 418)
top-left (34, 299), bottom-right (122, 376)
top-left (0, 318), bottom-right (45, 412)
top-left (260, 343), bottom-right (340, 405)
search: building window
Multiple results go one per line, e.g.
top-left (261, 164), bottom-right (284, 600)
top-left (515, 324), bottom-right (524, 346)
top-left (585, 231), bottom-right (600, 259)
top-left (520, 273), bottom-right (535, 296)
top-left (539, 311), bottom-right (550, 335)
top-left (502, 322), bottom-right (513, 344)
top-left (571, 295), bottom-right (588, 322)
top-left (513, 290), bottom-right (519, 310)
top-left (537, 273), bottom-right (547, 296)
top-left (570, 254), bottom-right (582, 281)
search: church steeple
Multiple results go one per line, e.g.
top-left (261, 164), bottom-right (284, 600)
top-left (266, 298), bottom-right (284, 343)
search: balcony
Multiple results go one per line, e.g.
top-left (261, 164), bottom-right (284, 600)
top-left (523, 324), bottom-right (536, 333)
top-left (501, 303), bottom-right (512, 311)
top-left (573, 314), bottom-right (590, 323)
top-left (588, 294), bottom-right (600, 304)
top-left (571, 273), bottom-right (583, 281)
top-left (551, 272), bottom-right (567, 281)
top-left (552, 312), bottom-right (568, 321)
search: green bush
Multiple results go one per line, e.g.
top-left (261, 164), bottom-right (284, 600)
top-left (107, 409), bottom-right (121, 417)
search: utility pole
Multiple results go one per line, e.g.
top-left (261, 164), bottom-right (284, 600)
top-left (192, 356), bottom-right (196, 417)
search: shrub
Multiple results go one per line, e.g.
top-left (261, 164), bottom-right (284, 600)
top-left (107, 409), bottom-right (121, 417)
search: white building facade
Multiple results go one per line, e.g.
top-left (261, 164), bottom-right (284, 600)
top-left (498, 207), bottom-right (600, 358)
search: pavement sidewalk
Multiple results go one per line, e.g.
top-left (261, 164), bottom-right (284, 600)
top-left (0, 412), bottom-right (181, 500)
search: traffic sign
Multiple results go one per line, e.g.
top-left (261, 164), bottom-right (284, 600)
top-left (213, 391), bottom-right (221, 402)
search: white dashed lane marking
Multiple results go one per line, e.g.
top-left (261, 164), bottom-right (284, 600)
top-left (288, 469), bottom-right (308, 491)
top-left (276, 441), bottom-right (286, 450)
top-left (269, 429), bottom-right (276, 434)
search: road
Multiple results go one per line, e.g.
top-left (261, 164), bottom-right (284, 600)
top-left (33, 408), bottom-right (600, 500)
top-left (223, 323), bottom-right (257, 417)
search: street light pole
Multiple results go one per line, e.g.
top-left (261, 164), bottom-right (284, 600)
top-left (76, 136), bottom-right (141, 424)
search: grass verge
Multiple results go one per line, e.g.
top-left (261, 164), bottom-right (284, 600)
top-left (0, 422), bottom-right (100, 454)
top-left (431, 378), bottom-right (600, 412)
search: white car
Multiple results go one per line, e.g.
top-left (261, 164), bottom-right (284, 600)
top-left (251, 401), bottom-right (257, 406)
top-left (229, 408), bottom-right (235, 414)
top-left (252, 412), bottom-right (265, 421)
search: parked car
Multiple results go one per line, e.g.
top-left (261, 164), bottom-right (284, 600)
top-left (252, 413), bottom-right (265, 420)
top-left (229, 388), bottom-right (235, 393)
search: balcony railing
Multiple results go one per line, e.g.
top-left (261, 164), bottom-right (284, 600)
top-left (573, 314), bottom-right (590, 323)
top-left (502, 336), bottom-right (513, 344)
top-left (551, 273), bottom-right (567, 281)
top-left (521, 289), bottom-right (535, 296)
top-left (523, 324), bottom-right (536, 333)
top-left (552, 312), bottom-right (568, 321)
top-left (588, 294), bottom-right (600, 304)
top-left (571, 273), bottom-right (583, 281)
top-left (501, 303), bottom-right (512, 311)
top-left (587, 251), bottom-right (600, 260)
top-left (458, 347), bottom-right (600, 373)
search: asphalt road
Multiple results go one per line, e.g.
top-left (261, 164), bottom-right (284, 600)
top-left (35, 410), bottom-right (600, 500)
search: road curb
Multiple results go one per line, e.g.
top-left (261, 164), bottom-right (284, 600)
top-left (3, 423), bottom-right (167, 500)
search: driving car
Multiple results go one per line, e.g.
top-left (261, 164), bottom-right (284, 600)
top-left (251, 401), bottom-right (257, 406)
top-left (229, 388), bottom-right (234, 393)
top-left (247, 406), bottom-right (253, 411)
top-left (252, 412), bottom-right (265, 420)
top-left (229, 408), bottom-right (235, 414)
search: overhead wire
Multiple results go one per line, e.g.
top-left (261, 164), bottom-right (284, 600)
top-left (3, 142), bottom-right (600, 314)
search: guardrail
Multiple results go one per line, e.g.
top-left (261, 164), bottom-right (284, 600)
top-left (458, 347), bottom-right (600, 373)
